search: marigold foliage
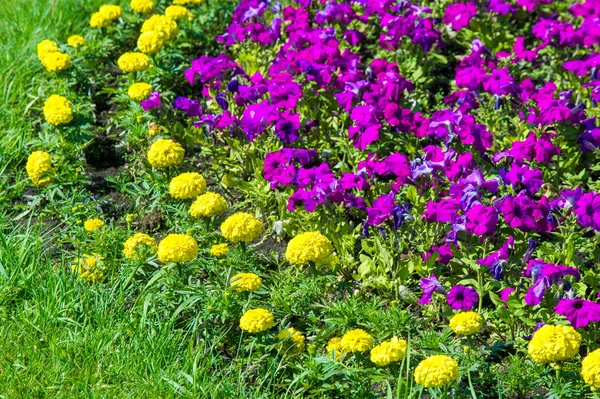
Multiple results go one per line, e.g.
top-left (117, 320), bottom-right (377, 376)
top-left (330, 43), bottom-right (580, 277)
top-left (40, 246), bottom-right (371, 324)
top-left (165, 5), bottom-right (192, 21)
top-left (285, 231), bottom-right (332, 265)
top-left (189, 192), bottom-right (227, 217)
top-left (72, 254), bottom-right (104, 283)
top-left (239, 308), bottom-right (274, 333)
top-left (67, 35), bottom-right (85, 48)
top-left (37, 40), bottom-right (59, 57)
top-left (157, 234), bottom-right (198, 263)
top-left (582, 349), bottom-right (600, 391)
top-left (528, 324), bottom-right (581, 364)
top-left (117, 52), bottom-right (150, 73)
top-left (137, 31), bottom-right (165, 54)
top-left (220, 212), bottom-right (263, 243)
top-left (141, 15), bottom-right (178, 40)
top-left (370, 337), bottom-right (407, 366)
top-left (123, 233), bottom-right (157, 259)
top-left (84, 218), bottom-right (105, 231)
top-left (230, 273), bottom-right (262, 292)
top-left (277, 327), bottom-right (305, 354)
top-left (414, 355), bottom-right (459, 387)
top-left (43, 95), bottom-right (73, 126)
top-left (147, 139), bottom-right (185, 168)
top-left (209, 243), bottom-right (229, 257)
top-left (130, 0), bottom-right (154, 13)
top-left (449, 311), bottom-right (484, 336)
top-left (26, 151), bottom-right (54, 187)
top-left (169, 172), bottom-right (206, 199)
top-left (340, 329), bottom-right (373, 353)
top-left (128, 83), bottom-right (153, 101)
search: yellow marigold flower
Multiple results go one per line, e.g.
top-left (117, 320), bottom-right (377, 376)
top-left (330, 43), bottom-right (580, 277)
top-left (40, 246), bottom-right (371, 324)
top-left (148, 122), bottom-right (161, 136)
top-left (40, 52), bottom-right (71, 72)
top-left (128, 82), bottom-right (153, 101)
top-left (67, 35), bottom-right (85, 48)
top-left (137, 31), bottom-right (165, 54)
top-left (370, 337), bottom-right (407, 366)
top-left (449, 312), bottom-right (484, 336)
top-left (414, 355), bottom-right (459, 388)
top-left (173, 0), bottom-right (202, 4)
top-left (130, 0), bottom-right (154, 13)
top-left (239, 308), bottom-right (274, 333)
top-left (210, 243), bottom-right (229, 257)
top-left (123, 233), bottom-right (157, 259)
top-left (169, 172), bottom-right (207, 199)
top-left (528, 324), bottom-right (581, 364)
top-left (117, 52), bottom-right (150, 73)
top-left (90, 12), bottom-right (112, 28)
top-left (340, 329), bottom-right (373, 353)
top-left (189, 192), bottom-right (227, 218)
top-left (165, 5), bottom-right (192, 20)
top-left (26, 151), bottom-right (54, 187)
top-left (141, 15), bottom-right (178, 40)
top-left (99, 5), bottom-right (122, 19)
top-left (72, 254), bottom-right (104, 283)
top-left (231, 273), bottom-right (262, 292)
top-left (285, 231), bottom-right (333, 265)
top-left (84, 218), bottom-right (105, 231)
top-left (43, 95), bottom-right (73, 126)
top-left (37, 40), bottom-right (59, 58)
top-left (157, 233), bottom-right (198, 263)
top-left (220, 212), bottom-right (263, 243)
top-left (147, 139), bottom-right (184, 168)
top-left (326, 337), bottom-right (344, 359)
top-left (277, 327), bottom-right (305, 354)
top-left (582, 349), bottom-right (600, 391)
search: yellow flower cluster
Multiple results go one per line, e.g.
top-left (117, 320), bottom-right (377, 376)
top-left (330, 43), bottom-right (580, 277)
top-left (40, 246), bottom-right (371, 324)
top-left (528, 324), bottom-right (581, 364)
top-left (147, 139), bottom-right (185, 168)
top-left (26, 151), bottom-right (54, 187)
top-left (277, 327), bottom-right (305, 354)
top-left (340, 329), bottom-right (373, 353)
top-left (230, 273), bottom-right (262, 292)
top-left (128, 83), bottom-right (153, 101)
top-left (72, 254), bottom-right (104, 283)
top-left (37, 39), bottom-right (70, 72)
top-left (169, 172), bottom-right (206, 199)
top-left (239, 308), bottom-right (274, 333)
top-left (123, 233), bottom-right (157, 259)
top-left (67, 35), bottom-right (85, 48)
top-left (84, 218), bottom-right (105, 231)
top-left (157, 234), bottom-right (198, 263)
top-left (130, 0), bottom-right (154, 14)
top-left (582, 349), bottom-right (600, 391)
top-left (173, 0), bottom-right (202, 4)
top-left (414, 355), bottom-right (459, 388)
top-left (326, 337), bottom-right (344, 359)
top-left (137, 31), bottom-right (165, 55)
top-left (285, 231), bottom-right (333, 265)
top-left (43, 95), bottom-right (73, 126)
top-left (90, 5), bottom-right (122, 28)
top-left (141, 14), bottom-right (179, 40)
top-left (210, 243), bottom-right (229, 257)
top-left (189, 192), bottom-right (227, 218)
top-left (117, 52), bottom-right (150, 73)
top-left (165, 5), bottom-right (193, 21)
top-left (220, 212), bottom-right (263, 243)
top-left (370, 337), bottom-right (407, 366)
top-left (449, 312), bottom-right (484, 336)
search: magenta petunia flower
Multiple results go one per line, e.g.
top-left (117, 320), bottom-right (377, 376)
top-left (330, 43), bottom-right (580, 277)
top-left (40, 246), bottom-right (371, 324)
top-left (555, 299), bottom-right (600, 328)
top-left (447, 285), bottom-right (479, 311)
top-left (466, 204), bottom-right (498, 236)
top-left (443, 2), bottom-right (477, 31)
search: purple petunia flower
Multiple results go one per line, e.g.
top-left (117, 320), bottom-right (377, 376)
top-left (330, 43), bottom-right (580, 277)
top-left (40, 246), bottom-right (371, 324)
top-left (523, 259), bottom-right (580, 306)
top-left (447, 285), bottom-right (479, 311)
top-left (419, 274), bottom-right (447, 305)
top-left (466, 204), bottom-right (498, 236)
top-left (574, 192), bottom-right (600, 231)
top-left (443, 2), bottom-right (477, 31)
top-left (478, 236), bottom-right (514, 280)
top-left (555, 299), bottom-right (600, 328)
top-left (500, 288), bottom-right (515, 303)
top-left (504, 164), bottom-right (544, 195)
top-left (141, 92), bottom-right (161, 111)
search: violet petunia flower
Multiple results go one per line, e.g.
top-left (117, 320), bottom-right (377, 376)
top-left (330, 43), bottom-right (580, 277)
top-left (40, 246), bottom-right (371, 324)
top-left (554, 299), bottom-right (600, 328)
top-left (447, 285), bottom-right (479, 311)
top-left (478, 236), bottom-right (514, 280)
top-left (523, 259), bottom-right (580, 306)
top-left (418, 274), bottom-right (447, 305)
